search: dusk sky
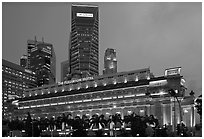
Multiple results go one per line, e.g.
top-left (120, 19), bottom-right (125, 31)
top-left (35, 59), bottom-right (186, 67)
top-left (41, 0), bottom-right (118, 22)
top-left (2, 2), bottom-right (202, 97)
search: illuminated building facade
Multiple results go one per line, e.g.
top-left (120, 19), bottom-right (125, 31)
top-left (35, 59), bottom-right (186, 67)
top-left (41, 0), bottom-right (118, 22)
top-left (13, 67), bottom-right (195, 128)
top-left (20, 55), bottom-right (27, 68)
top-left (103, 48), bottom-right (117, 75)
top-left (30, 41), bottom-right (56, 87)
top-left (61, 60), bottom-right (70, 82)
top-left (2, 59), bottom-right (37, 118)
top-left (69, 4), bottom-right (99, 76)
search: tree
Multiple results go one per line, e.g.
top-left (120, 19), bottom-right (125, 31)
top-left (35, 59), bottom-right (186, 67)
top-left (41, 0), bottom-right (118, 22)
top-left (195, 95), bottom-right (202, 124)
top-left (189, 90), bottom-right (195, 97)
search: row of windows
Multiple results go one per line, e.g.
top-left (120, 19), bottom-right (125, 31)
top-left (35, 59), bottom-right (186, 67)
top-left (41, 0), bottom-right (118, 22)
top-left (3, 70), bottom-right (36, 81)
top-left (20, 86), bottom-right (149, 108)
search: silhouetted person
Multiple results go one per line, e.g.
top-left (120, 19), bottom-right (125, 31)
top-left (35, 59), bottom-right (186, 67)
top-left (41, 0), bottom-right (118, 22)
top-left (25, 112), bottom-right (32, 137)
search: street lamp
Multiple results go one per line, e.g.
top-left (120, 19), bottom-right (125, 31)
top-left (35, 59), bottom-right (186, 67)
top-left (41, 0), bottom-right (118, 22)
top-left (168, 89), bottom-right (183, 133)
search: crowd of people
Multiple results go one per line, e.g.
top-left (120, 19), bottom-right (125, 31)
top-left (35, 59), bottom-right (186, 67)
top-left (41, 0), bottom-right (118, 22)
top-left (2, 112), bottom-right (197, 137)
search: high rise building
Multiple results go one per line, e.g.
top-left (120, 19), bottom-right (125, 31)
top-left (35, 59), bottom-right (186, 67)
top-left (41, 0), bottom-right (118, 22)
top-left (61, 60), bottom-right (70, 82)
top-left (69, 4), bottom-right (99, 77)
top-left (2, 59), bottom-right (37, 117)
top-left (20, 54), bottom-right (27, 68)
top-left (27, 36), bottom-right (43, 69)
top-left (103, 48), bottom-right (117, 75)
top-left (30, 41), bottom-right (56, 86)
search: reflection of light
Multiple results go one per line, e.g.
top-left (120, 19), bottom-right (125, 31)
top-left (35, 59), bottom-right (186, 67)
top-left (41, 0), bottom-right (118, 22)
top-left (62, 88), bottom-right (65, 92)
top-left (94, 83), bottom-right (97, 87)
top-left (147, 76), bottom-right (150, 80)
top-left (103, 83), bottom-right (107, 86)
top-left (106, 112), bottom-right (110, 115)
top-left (175, 90), bottom-right (178, 94)
top-left (124, 78), bottom-right (127, 83)
top-left (86, 85), bottom-right (89, 88)
top-left (116, 112), bottom-right (120, 114)
top-left (86, 113), bottom-right (90, 116)
top-left (55, 90), bottom-right (57, 93)
top-left (113, 80), bottom-right (117, 84)
top-left (113, 105), bottom-right (116, 108)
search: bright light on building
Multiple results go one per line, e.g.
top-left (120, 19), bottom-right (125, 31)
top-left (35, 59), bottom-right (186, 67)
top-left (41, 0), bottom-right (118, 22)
top-left (184, 109), bottom-right (188, 113)
top-left (135, 76), bottom-right (138, 81)
top-left (107, 57), bottom-right (111, 60)
top-left (62, 88), bottom-right (65, 92)
top-left (124, 78), bottom-right (127, 83)
top-left (140, 109), bottom-right (144, 113)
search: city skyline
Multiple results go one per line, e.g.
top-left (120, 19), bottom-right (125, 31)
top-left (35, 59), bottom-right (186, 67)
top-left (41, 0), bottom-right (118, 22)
top-left (2, 2), bottom-right (201, 97)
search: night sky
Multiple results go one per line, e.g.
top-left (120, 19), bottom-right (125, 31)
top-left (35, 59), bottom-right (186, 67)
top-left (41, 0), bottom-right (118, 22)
top-left (2, 2), bottom-right (202, 97)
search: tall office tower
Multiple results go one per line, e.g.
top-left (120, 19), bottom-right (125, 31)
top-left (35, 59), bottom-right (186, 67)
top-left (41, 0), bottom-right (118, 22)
top-left (27, 36), bottom-right (43, 69)
top-left (30, 41), bottom-right (56, 86)
top-left (2, 59), bottom-right (37, 117)
top-left (70, 4), bottom-right (99, 77)
top-left (61, 60), bottom-right (70, 82)
top-left (103, 48), bottom-right (117, 75)
top-left (20, 54), bottom-right (27, 68)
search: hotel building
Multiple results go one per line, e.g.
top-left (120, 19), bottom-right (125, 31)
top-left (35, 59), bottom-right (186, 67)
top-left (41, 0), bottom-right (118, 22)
top-left (13, 67), bottom-right (195, 129)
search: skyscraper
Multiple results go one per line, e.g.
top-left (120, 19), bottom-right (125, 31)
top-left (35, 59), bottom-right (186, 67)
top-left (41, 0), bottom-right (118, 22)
top-left (61, 60), bottom-right (70, 81)
top-left (69, 4), bottom-right (99, 77)
top-left (103, 48), bottom-right (117, 75)
top-left (27, 36), bottom-right (43, 69)
top-left (2, 59), bottom-right (37, 117)
top-left (30, 40), bottom-right (56, 86)
top-left (20, 54), bottom-right (27, 68)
